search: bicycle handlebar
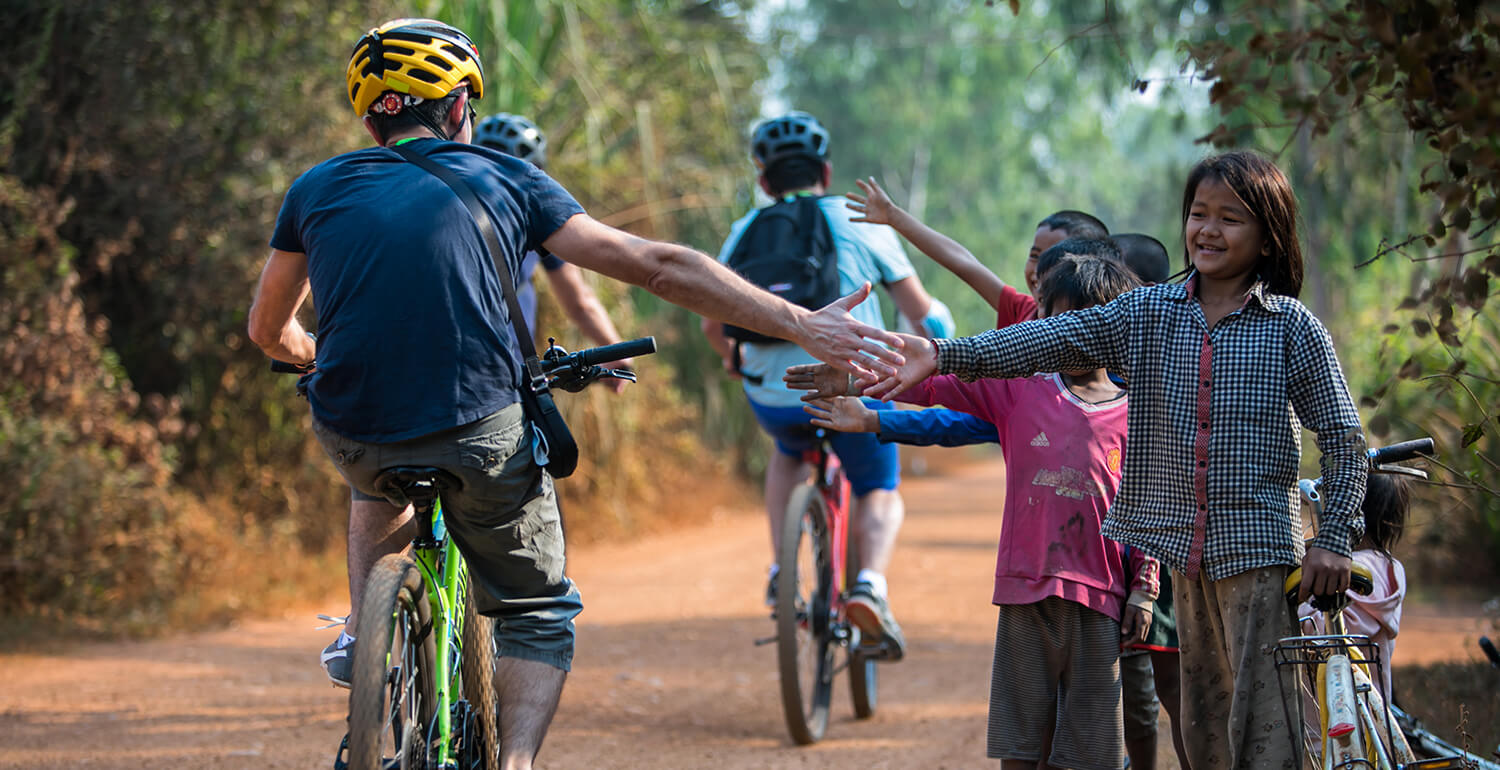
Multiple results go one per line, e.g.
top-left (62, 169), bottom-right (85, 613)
top-left (1366, 437), bottom-right (1433, 466)
top-left (268, 336), bottom-right (658, 395)
top-left (548, 336), bottom-right (656, 371)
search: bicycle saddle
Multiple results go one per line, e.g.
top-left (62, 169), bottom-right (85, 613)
top-left (1283, 562), bottom-right (1375, 612)
top-left (372, 466), bottom-right (463, 507)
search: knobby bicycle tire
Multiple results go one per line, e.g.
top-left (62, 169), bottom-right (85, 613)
top-left (348, 554), bottom-right (438, 770)
top-left (776, 482), bottom-right (835, 745)
top-left (845, 530), bottom-right (878, 720)
top-left (459, 585), bottom-right (499, 770)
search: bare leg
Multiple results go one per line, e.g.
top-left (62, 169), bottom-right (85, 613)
top-left (763, 451), bottom-right (808, 555)
top-left (346, 498), bottom-right (414, 628)
top-left (495, 656), bottom-right (567, 770)
top-left (852, 488), bottom-right (904, 575)
top-left (1151, 650), bottom-right (1189, 769)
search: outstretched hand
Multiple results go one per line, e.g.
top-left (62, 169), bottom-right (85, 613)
top-left (797, 283), bottom-right (905, 381)
top-left (784, 362), bottom-right (863, 400)
top-left (858, 331), bottom-right (938, 401)
top-left (802, 397), bottom-right (880, 434)
top-left (845, 177), bottom-right (900, 225)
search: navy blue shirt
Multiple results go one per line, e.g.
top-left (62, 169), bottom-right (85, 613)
top-left (270, 138), bottom-right (584, 442)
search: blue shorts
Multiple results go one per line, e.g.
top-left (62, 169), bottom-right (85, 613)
top-left (747, 399), bottom-right (900, 496)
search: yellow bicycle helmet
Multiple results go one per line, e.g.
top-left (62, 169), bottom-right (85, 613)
top-left (346, 18), bottom-right (485, 118)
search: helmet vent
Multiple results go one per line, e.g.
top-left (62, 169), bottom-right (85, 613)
top-left (423, 54), bottom-right (453, 71)
top-left (407, 68), bottom-right (442, 84)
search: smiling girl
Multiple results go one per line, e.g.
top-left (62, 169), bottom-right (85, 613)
top-left (788, 151), bottom-right (1367, 768)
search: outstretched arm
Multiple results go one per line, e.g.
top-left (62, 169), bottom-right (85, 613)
top-left (544, 213), bottom-right (903, 379)
top-left (847, 177), bottom-right (1007, 310)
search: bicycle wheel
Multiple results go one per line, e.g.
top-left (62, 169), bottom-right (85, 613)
top-left (845, 533), bottom-right (878, 719)
top-left (459, 581), bottom-right (498, 770)
top-left (776, 482), bottom-right (835, 745)
top-left (348, 554), bottom-right (438, 770)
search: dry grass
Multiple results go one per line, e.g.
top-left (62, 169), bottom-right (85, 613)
top-left (1396, 659), bottom-right (1500, 760)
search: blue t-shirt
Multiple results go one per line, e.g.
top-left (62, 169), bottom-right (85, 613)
top-left (717, 196), bottom-right (914, 408)
top-left (270, 138), bottom-right (584, 442)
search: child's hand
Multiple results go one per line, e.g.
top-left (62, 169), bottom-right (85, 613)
top-left (1120, 604), bottom-right (1153, 647)
top-left (1299, 546), bottom-right (1352, 604)
top-left (784, 363), bottom-right (864, 400)
top-left (845, 177), bottom-right (901, 226)
top-left (859, 332), bottom-right (937, 401)
top-left (803, 396), bottom-right (880, 434)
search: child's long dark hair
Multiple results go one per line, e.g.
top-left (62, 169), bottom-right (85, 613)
top-left (1180, 151), bottom-right (1305, 298)
top-left (1362, 473), bottom-right (1410, 555)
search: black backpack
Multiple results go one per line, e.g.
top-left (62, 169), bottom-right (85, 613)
top-left (723, 195), bottom-right (839, 344)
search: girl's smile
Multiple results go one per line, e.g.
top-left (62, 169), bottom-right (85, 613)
top-left (1185, 176), bottom-right (1266, 289)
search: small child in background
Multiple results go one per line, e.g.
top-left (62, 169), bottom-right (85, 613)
top-left (1299, 471), bottom-right (1410, 694)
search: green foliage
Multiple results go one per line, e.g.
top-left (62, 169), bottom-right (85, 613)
top-left (769, 0), bottom-right (1213, 336)
top-left (0, 0), bottom-right (768, 628)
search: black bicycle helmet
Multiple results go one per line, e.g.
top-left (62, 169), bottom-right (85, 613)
top-left (750, 111), bottom-right (829, 166)
top-left (475, 113), bottom-right (547, 168)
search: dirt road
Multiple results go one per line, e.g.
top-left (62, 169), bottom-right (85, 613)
top-left (1, 456), bottom-right (1491, 768)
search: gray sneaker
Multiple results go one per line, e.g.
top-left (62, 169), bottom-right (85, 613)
top-left (845, 582), bottom-right (905, 661)
top-left (321, 637), bottom-right (353, 689)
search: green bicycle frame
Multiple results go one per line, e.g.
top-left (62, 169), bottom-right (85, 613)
top-left (409, 495), bottom-right (473, 768)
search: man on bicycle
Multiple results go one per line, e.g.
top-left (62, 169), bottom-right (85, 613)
top-left (702, 111), bottom-right (947, 659)
top-left (247, 20), bottom-right (902, 769)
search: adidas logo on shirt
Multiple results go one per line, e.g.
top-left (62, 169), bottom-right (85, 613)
top-left (1031, 432), bottom-right (1050, 447)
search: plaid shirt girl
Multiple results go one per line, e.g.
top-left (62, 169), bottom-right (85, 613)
top-left (933, 274), bottom-right (1367, 580)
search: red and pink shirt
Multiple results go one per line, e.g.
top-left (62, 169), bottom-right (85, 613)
top-left (896, 372), bottom-right (1157, 621)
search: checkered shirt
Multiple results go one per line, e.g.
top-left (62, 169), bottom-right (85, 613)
top-left (933, 278), bottom-right (1367, 581)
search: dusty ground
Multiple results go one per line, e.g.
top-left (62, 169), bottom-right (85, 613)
top-left (2, 456), bottom-right (1494, 769)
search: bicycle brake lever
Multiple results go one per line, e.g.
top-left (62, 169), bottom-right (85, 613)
top-left (1373, 462), bottom-right (1429, 479)
top-left (602, 368), bottom-right (638, 383)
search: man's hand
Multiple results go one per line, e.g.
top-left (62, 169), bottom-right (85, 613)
top-left (859, 332), bottom-right (937, 401)
top-left (796, 283), bottom-right (905, 380)
top-left (802, 397), bottom-right (880, 434)
top-left (1120, 604), bottom-right (1153, 647)
top-left (845, 177), bottom-right (901, 226)
top-left (784, 363), bottom-right (862, 400)
top-left (1299, 546), bottom-right (1352, 605)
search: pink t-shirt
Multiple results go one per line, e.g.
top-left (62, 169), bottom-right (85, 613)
top-left (897, 372), bottom-right (1143, 621)
top-left (994, 284), bottom-right (1039, 329)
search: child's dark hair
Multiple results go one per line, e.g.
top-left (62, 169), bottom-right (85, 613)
top-left (764, 156), bottom-right (826, 196)
top-left (1036, 237), bottom-right (1122, 282)
top-left (1180, 151), bottom-right (1304, 298)
top-left (1110, 233), bottom-right (1170, 284)
top-left (1362, 473), bottom-right (1410, 555)
top-left (1038, 210), bottom-right (1109, 240)
top-left (1038, 251), bottom-right (1143, 316)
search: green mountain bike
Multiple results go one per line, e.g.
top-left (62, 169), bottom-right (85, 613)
top-left (275, 336), bottom-right (655, 769)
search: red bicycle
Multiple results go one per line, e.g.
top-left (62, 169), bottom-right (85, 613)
top-left (771, 430), bottom-right (890, 744)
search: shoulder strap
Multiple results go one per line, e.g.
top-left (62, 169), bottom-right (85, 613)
top-left (389, 142), bottom-right (544, 387)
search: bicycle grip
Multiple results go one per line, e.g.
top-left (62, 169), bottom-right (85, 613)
top-left (270, 359), bottom-right (314, 374)
top-left (1367, 437), bottom-right (1433, 465)
top-left (577, 336), bottom-right (656, 367)
top-left (1481, 636), bottom-right (1500, 668)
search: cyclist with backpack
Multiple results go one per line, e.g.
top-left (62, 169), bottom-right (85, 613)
top-left (701, 111), bottom-right (948, 659)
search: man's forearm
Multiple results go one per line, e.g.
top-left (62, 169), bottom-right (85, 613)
top-left (636, 241), bottom-right (809, 345)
